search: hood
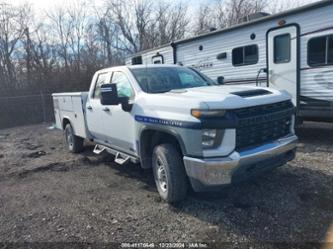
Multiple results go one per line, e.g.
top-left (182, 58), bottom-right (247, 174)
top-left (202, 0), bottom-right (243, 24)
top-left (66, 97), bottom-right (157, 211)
top-left (163, 85), bottom-right (291, 109)
top-left (137, 85), bottom-right (292, 120)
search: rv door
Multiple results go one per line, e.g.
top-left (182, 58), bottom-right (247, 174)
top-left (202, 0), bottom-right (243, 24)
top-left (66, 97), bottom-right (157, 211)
top-left (267, 25), bottom-right (299, 106)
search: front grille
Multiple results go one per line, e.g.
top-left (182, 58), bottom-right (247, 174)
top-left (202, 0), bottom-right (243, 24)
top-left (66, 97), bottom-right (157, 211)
top-left (234, 101), bottom-right (294, 150)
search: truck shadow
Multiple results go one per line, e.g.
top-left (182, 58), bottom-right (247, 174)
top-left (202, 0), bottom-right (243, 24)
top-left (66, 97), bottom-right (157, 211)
top-left (106, 161), bottom-right (156, 191)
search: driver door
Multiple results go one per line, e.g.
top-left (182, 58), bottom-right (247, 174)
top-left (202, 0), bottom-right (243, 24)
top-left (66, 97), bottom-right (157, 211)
top-left (101, 71), bottom-right (136, 154)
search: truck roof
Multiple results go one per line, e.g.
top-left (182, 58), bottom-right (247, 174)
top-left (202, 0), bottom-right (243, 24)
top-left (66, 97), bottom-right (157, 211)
top-left (96, 64), bottom-right (180, 74)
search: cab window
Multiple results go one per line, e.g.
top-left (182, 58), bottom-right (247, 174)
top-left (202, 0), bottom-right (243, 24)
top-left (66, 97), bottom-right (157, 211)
top-left (111, 72), bottom-right (134, 98)
top-left (93, 72), bottom-right (110, 99)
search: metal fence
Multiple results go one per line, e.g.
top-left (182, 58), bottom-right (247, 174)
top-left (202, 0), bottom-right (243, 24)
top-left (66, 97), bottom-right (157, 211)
top-left (0, 93), bottom-right (54, 129)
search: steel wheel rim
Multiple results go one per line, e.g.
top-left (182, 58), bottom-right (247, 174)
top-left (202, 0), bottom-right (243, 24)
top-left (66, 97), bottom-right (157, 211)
top-left (66, 128), bottom-right (74, 149)
top-left (156, 156), bottom-right (168, 193)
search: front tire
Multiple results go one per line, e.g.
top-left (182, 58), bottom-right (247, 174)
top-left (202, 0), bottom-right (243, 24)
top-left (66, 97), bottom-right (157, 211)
top-left (65, 123), bottom-right (84, 153)
top-left (152, 143), bottom-right (188, 203)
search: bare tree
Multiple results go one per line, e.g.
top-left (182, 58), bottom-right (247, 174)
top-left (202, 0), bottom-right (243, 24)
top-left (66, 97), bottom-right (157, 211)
top-left (135, 0), bottom-right (155, 50)
top-left (31, 23), bottom-right (56, 77)
top-left (194, 4), bottom-right (216, 35)
top-left (155, 1), bottom-right (189, 45)
top-left (0, 2), bottom-right (27, 89)
top-left (47, 6), bottom-right (73, 72)
top-left (194, 0), bottom-right (270, 35)
top-left (67, 0), bottom-right (90, 73)
top-left (106, 0), bottom-right (139, 52)
top-left (107, 0), bottom-right (189, 53)
top-left (268, 0), bottom-right (302, 14)
top-left (218, 0), bottom-right (269, 27)
top-left (23, 27), bottom-right (32, 85)
top-left (97, 16), bottom-right (113, 65)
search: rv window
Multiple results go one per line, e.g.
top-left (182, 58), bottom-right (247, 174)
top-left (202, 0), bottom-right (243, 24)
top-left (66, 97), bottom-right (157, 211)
top-left (245, 45), bottom-right (258, 64)
top-left (132, 56), bottom-right (142, 65)
top-left (232, 47), bottom-right (243, 66)
top-left (274, 34), bottom-right (290, 64)
top-left (308, 35), bottom-right (333, 66)
top-left (308, 36), bottom-right (326, 66)
top-left (232, 45), bottom-right (258, 66)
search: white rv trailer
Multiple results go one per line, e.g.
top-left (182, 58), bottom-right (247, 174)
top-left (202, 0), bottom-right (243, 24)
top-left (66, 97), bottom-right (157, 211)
top-left (126, 0), bottom-right (333, 122)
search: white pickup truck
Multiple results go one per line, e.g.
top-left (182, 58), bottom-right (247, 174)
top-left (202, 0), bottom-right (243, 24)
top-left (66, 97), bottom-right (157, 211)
top-left (52, 65), bottom-right (297, 203)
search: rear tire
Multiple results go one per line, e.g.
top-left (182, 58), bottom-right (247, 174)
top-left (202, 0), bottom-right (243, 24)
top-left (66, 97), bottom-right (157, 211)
top-left (152, 143), bottom-right (188, 203)
top-left (65, 123), bottom-right (84, 153)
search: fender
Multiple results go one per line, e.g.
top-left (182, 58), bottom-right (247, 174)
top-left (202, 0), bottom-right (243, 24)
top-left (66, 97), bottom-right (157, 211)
top-left (138, 125), bottom-right (187, 156)
top-left (138, 125), bottom-right (188, 169)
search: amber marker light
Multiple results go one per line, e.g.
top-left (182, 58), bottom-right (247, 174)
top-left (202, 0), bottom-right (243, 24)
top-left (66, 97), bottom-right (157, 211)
top-left (191, 109), bottom-right (226, 118)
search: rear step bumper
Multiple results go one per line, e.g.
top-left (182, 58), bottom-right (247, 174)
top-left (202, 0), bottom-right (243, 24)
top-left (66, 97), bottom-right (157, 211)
top-left (183, 134), bottom-right (298, 192)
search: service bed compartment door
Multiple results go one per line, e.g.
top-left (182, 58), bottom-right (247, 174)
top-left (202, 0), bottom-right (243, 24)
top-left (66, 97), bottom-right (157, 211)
top-left (53, 97), bottom-right (62, 129)
top-left (71, 96), bottom-right (87, 138)
top-left (267, 25), bottom-right (299, 106)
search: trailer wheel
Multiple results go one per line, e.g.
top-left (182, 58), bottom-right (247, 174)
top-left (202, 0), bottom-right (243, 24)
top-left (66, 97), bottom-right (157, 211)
top-left (65, 123), bottom-right (84, 153)
top-left (152, 143), bottom-right (188, 203)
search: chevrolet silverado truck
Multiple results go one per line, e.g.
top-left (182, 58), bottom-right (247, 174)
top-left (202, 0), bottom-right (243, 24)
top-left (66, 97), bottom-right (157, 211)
top-left (52, 65), bottom-right (298, 203)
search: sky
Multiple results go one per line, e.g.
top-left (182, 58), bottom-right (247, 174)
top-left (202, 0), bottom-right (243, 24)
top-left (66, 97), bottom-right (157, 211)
top-left (8, 0), bottom-right (320, 14)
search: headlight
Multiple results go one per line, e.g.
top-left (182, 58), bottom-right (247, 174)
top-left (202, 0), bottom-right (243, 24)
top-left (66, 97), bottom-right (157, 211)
top-left (202, 129), bottom-right (219, 148)
top-left (191, 109), bottom-right (226, 118)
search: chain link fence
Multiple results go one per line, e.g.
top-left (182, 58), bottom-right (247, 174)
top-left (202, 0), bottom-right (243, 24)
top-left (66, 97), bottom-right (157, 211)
top-left (0, 93), bottom-right (54, 129)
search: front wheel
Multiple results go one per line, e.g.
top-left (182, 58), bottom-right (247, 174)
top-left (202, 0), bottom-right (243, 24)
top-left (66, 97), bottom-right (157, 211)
top-left (64, 123), bottom-right (84, 153)
top-left (152, 143), bottom-right (189, 203)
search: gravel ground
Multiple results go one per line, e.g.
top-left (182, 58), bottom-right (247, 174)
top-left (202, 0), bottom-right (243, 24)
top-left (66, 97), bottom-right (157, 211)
top-left (0, 122), bottom-right (332, 247)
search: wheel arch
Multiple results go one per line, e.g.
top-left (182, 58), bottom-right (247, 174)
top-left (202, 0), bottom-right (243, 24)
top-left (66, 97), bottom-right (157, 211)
top-left (138, 126), bottom-right (186, 169)
top-left (62, 117), bottom-right (76, 134)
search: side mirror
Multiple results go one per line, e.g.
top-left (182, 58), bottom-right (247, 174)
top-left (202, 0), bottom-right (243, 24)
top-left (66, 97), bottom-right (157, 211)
top-left (100, 84), bottom-right (120, 105)
top-left (119, 96), bottom-right (133, 112)
top-left (217, 76), bottom-right (225, 85)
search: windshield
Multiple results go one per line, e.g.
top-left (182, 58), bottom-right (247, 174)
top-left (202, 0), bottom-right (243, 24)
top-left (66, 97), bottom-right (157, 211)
top-left (130, 67), bottom-right (215, 93)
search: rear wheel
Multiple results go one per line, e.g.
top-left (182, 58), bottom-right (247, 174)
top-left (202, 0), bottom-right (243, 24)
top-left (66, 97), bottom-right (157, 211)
top-left (65, 123), bottom-right (84, 153)
top-left (152, 143), bottom-right (188, 203)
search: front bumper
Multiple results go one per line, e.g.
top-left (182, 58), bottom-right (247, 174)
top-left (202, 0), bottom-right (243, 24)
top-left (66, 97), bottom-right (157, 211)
top-left (183, 134), bottom-right (298, 192)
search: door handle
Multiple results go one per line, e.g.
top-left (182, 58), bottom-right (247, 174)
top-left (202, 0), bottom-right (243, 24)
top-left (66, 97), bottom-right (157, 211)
top-left (87, 106), bottom-right (93, 110)
top-left (103, 107), bottom-right (110, 112)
